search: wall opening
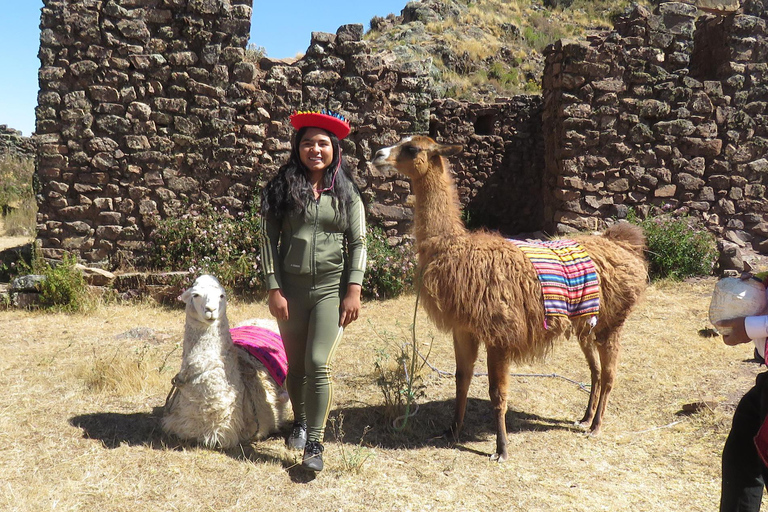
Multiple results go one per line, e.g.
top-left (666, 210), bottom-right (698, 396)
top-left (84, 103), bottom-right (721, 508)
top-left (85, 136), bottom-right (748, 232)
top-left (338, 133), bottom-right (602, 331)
top-left (690, 17), bottom-right (730, 81)
top-left (474, 114), bottom-right (496, 136)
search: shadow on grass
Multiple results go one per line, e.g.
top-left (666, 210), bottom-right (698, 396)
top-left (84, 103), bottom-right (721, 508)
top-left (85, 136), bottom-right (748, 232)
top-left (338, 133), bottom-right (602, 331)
top-left (328, 397), bottom-right (580, 457)
top-left (69, 406), bottom-right (288, 467)
top-left (69, 397), bottom-right (579, 466)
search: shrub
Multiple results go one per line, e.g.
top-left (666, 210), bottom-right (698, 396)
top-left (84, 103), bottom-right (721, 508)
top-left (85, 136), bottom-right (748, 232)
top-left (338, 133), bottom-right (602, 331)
top-left (26, 252), bottom-right (90, 312)
top-left (373, 327), bottom-right (429, 429)
top-left (628, 209), bottom-right (718, 280)
top-left (147, 202), bottom-right (264, 296)
top-left (363, 227), bottom-right (416, 300)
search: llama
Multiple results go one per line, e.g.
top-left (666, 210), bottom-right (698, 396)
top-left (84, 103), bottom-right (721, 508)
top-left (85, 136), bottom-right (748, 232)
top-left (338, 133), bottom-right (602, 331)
top-left (372, 136), bottom-right (647, 461)
top-left (162, 274), bottom-right (291, 449)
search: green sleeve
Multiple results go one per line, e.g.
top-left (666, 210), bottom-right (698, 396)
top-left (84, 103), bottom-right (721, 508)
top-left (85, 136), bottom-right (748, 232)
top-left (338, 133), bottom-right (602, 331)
top-left (345, 192), bottom-right (367, 286)
top-left (260, 214), bottom-right (282, 290)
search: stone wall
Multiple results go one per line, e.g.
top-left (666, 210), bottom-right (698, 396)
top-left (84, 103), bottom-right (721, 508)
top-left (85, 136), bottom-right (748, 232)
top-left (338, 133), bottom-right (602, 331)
top-left (542, 3), bottom-right (768, 255)
top-left (36, 0), bottom-right (263, 263)
top-left (35, 0), bottom-right (436, 265)
top-left (429, 96), bottom-right (545, 235)
top-left (0, 125), bottom-right (35, 157)
top-left (34, 0), bottom-right (768, 268)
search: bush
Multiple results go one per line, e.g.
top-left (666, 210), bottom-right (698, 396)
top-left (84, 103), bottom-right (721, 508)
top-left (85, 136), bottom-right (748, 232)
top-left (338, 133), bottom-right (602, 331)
top-left (147, 202), bottom-right (264, 296)
top-left (363, 227), bottom-right (416, 300)
top-left (36, 254), bottom-right (89, 312)
top-left (15, 251), bottom-right (91, 312)
top-left (628, 210), bottom-right (718, 280)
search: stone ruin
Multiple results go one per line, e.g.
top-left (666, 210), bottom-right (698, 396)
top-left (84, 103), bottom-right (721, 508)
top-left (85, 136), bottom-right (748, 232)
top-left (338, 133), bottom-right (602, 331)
top-left (543, 2), bottom-right (768, 262)
top-left (32, 0), bottom-right (768, 270)
top-left (0, 125), bottom-right (35, 158)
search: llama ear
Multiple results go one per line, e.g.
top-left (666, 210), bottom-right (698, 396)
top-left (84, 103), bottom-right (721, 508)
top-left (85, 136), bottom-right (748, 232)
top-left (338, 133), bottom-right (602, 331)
top-left (179, 288), bottom-right (193, 304)
top-left (438, 144), bottom-right (463, 157)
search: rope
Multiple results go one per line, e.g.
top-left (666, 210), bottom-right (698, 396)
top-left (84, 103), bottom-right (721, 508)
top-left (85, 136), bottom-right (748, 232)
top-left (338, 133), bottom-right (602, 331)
top-left (412, 344), bottom-right (590, 394)
top-left (392, 264), bottom-right (427, 431)
top-left (163, 373), bottom-right (182, 413)
top-left (392, 264), bottom-right (591, 431)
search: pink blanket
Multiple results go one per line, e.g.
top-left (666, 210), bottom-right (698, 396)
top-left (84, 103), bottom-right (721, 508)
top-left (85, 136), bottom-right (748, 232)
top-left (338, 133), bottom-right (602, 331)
top-left (230, 326), bottom-right (287, 387)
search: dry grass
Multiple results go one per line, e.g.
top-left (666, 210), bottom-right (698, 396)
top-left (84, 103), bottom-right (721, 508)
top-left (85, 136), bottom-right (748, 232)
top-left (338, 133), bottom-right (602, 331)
top-left (1, 278), bottom-right (767, 511)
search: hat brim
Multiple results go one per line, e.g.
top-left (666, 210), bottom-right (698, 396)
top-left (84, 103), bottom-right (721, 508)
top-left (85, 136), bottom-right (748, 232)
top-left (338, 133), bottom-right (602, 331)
top-left (290, 112), bottom-right (351, 140)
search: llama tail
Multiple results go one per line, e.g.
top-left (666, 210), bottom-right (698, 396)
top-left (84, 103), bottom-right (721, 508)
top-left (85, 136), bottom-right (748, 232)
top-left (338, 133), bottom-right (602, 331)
top-left (603, 222), bottom-right (646, 258)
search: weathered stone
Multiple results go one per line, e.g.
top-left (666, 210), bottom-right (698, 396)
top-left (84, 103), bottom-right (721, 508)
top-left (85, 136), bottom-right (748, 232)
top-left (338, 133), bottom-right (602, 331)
top-left (11, 275), bottom-right (46, 292)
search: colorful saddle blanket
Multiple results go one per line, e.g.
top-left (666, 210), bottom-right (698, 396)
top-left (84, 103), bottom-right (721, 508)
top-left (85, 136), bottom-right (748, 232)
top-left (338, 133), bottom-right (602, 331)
top-left (230, 325), bottom-right (288, 387)
top-left (509, 238), bottom-right (600, 325)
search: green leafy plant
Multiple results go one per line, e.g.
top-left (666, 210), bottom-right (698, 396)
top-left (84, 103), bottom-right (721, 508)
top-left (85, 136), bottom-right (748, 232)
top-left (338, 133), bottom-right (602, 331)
top-left (363, 226), bottom-right (416, 300)
top-left (147, 202), bottom-right (264, 296)
top-left (372, 320), bottom-right (431, 430)
top-left (627, 209), bottom-right (718, 280)
top-left (18, 251), bottom-right (90, 312)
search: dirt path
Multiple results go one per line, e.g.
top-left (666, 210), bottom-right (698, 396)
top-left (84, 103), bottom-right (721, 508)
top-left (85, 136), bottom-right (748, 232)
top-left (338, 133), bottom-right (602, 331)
top-left (0, 217), bottom-right (33, 252)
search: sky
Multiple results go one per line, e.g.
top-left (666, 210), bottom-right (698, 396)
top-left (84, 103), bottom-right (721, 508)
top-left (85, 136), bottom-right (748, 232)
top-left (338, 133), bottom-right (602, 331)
top-left (0, 0), bottom-right (408, 137)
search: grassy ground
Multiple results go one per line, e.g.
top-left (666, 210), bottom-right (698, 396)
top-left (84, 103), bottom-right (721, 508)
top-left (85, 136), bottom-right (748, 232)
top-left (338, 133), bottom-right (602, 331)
top-left (0, 277), bottom-right (766, 511)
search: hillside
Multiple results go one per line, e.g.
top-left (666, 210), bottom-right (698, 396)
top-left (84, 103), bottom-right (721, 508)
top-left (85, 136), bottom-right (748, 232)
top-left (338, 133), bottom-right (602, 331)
top-left (362, 0), bottom-right (646, 101)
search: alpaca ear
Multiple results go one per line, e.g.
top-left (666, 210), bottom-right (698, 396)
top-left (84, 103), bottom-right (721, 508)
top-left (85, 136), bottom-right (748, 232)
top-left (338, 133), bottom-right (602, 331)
top-left (438, 144), bottom-right (463, 157)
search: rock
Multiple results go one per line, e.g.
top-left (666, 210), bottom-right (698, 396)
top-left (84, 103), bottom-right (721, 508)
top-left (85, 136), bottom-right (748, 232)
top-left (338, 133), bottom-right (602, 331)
top-left (11, 275), bottom-right (46, 292)
top-left (75, 264), bottom-right (116, 287)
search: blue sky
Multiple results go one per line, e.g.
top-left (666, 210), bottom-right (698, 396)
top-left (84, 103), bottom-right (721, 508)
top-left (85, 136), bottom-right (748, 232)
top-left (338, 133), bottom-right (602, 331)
top-left (0, 1), bottom-right (407, 137)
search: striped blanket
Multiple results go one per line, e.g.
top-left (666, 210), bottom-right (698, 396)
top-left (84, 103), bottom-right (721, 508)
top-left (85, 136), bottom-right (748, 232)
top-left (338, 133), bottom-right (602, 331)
top-left (230, 326), bottom-right (288, 386)
top-left (509, 238), bottom-right (600, 327)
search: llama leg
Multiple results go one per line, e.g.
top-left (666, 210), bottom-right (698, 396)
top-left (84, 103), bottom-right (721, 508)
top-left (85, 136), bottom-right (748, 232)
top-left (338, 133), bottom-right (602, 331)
top-left (576, 335), bottom-right (601, 428)
top-left (486, 344), bottom-right (510, 462)
top-left (589, 331), bottom-right (621, 435)
top-left (449, 329), bottom-right (479, 442)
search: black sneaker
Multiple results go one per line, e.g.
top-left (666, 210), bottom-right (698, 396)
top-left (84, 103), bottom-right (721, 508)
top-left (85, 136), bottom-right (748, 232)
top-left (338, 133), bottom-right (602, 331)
top-left (302, 441), bottom-right (324, 471)
top-left (287, 421), bottom-right (307, 450)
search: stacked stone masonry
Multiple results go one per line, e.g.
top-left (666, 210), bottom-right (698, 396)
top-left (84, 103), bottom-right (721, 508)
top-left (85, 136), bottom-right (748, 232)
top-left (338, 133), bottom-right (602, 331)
top-left (0, 125), bottom-right (35, 157)
top-left (543, 2), bottom-right (768, 254)
top-left (34, 1), bottom-right (768, 267)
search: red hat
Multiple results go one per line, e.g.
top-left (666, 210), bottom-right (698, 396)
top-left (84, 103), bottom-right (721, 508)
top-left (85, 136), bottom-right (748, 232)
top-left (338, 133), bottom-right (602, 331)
top-left (289, 109), bottom-right (351, 140)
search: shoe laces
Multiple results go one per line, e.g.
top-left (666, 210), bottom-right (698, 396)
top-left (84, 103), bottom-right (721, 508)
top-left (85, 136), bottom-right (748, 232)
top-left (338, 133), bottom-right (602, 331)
top-left (305, 441), bottom-right (324, 456)
top-left (290, 422), bottom-right (306, 438)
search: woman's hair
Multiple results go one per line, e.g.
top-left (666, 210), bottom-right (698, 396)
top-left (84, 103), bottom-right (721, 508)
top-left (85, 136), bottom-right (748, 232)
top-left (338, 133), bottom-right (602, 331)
top-left (261, 126), bottom-right (357, 228)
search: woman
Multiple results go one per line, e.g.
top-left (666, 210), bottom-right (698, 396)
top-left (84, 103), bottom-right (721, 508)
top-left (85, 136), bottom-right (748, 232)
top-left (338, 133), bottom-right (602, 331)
top-left (260, 109), bottom-right (367, 472)
top-left (717, 312), bottom-right (768, 511)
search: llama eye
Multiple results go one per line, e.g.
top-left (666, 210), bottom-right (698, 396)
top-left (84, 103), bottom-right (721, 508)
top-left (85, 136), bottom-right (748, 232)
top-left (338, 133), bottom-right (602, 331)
top-left (404, 145), bottom-right (420, 156)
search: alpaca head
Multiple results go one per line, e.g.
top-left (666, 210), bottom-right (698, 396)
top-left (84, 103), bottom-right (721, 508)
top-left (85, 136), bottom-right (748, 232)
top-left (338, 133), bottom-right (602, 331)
top-left (180, 274), bottom-right (227, 324)
top-left (372, 136), bottom-right (463, 181)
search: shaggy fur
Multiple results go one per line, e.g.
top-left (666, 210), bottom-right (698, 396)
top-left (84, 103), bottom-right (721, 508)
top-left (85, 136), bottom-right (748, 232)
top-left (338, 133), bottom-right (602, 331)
top-left (161, 275), bottom-right (291, 449)
top-left (373, 136), bottom-right (647, 461)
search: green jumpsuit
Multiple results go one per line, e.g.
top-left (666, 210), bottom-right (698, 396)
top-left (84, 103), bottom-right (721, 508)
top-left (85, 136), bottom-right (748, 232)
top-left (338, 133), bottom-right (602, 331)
top-left (261, 191), bottom-right (366, 442)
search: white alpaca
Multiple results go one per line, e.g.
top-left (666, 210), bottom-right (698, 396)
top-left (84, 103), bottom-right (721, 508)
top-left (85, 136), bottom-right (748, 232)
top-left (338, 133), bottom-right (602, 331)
top-left (162, 275), bottom-right (291, 449)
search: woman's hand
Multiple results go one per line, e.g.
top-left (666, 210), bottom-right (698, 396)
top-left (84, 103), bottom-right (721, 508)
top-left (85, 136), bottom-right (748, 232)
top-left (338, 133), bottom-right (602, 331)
top-left (268, 288), bottom-right (289, 321)
top-left (340, 284), bottom-right (362, 327)
top-left (715, 317), bottom-right (750, 346)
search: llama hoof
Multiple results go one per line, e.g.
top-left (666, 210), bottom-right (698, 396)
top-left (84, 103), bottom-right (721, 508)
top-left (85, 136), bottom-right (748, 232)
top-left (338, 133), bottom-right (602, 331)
top-left (490, 452), bottom-right (508, 463)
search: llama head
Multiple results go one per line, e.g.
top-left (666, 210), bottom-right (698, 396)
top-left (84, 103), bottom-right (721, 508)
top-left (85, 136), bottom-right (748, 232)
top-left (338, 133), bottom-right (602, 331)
top-left (180, 274), bottom-right (227, 324)
top-left (372, 135), bottom-right (463, 181)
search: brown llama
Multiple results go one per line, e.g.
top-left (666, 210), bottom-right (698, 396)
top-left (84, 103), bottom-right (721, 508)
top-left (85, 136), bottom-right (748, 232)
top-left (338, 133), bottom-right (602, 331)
top-left (372, 136), bottom-right (647, 462)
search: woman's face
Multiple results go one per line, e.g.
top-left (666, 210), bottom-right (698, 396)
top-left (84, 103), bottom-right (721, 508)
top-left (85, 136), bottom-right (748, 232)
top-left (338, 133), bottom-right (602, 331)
top-left (298, 128), bottom-right (334, 174)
